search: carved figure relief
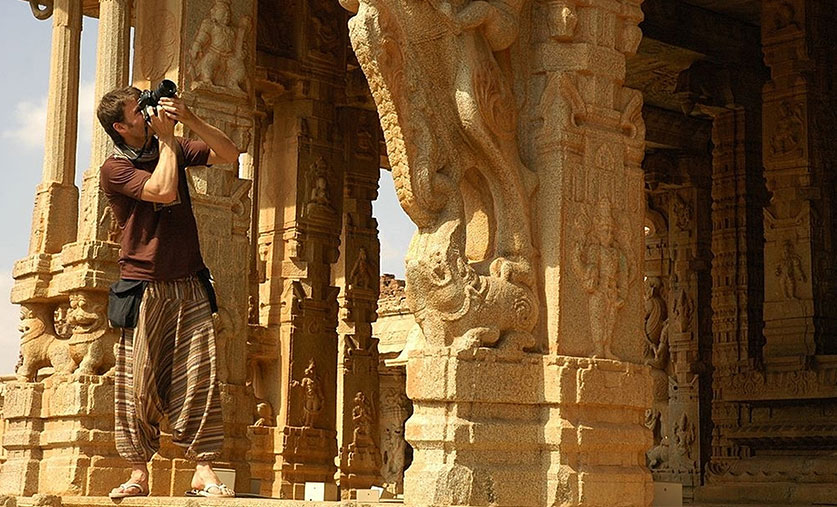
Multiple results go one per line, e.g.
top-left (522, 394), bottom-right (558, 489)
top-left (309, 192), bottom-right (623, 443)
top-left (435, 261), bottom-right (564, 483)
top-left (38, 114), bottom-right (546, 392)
top-left (350, 247), bottom-right (374, 289)
top-left (17, 304), bottom-right (74, 382)
top-left (254, 401), bottom-right (274, 427)
top-left (644, 277), bottom-right (669, 369)
top-left (291, 359), bottom-right (325, 428)
top-left (189, 0), bottom-right (251, 92)
top-left (768, 1), bottom-right (799, 33)
top-left (67, 292), bottom-right (117, 375)
top-left (775, 239), bottom-right (807, 299)
top-left (53, 303), bottom-right (72, 339)
top-left (770, 101), bottom-right (804, 157)
top-left (380, 387), bottom-right (411, 488)
top-left (135, 1), bottom-right (177, 84)
top-left (572, 200), bottom-right (632, 358)
top-left (547, 1), bottom-right (577, 41)
top-left (306, 157), bottom-right (335, 217)
top-left (671, 290), bottom-right (694, 334)
top-left (351, 391), bottom-right (375, 449)
top-left (342, 0), bottom-right (539, 352)
top-left (671, 192), bottom-right (692, 232)
top-left (100, 205), bottom-right (121, 243)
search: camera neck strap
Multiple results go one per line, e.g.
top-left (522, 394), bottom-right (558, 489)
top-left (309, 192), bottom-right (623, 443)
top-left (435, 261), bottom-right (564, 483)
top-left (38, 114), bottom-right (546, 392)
top-left (113, 126), bottom-right (160, 164)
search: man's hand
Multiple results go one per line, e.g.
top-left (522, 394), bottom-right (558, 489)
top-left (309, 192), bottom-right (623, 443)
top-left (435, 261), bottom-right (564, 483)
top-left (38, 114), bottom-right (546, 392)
top-left (158, 97), bottom-right (197, 127)
top-left (146, 106), bottom-right (176, 141)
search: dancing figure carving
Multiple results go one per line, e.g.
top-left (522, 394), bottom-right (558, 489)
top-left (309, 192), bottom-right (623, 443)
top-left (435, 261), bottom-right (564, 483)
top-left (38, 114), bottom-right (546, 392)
top-left (341, 0), bottom-right (539, 352)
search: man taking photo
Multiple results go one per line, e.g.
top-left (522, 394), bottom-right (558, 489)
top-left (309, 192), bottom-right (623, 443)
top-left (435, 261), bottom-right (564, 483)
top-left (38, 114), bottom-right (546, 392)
top-left (96, 84), bottom-right (239, 498)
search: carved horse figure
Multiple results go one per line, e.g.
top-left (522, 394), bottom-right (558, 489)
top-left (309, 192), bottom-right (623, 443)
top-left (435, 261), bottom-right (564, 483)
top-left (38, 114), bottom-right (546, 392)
top-left (341, 0), bottom-right (539, 351)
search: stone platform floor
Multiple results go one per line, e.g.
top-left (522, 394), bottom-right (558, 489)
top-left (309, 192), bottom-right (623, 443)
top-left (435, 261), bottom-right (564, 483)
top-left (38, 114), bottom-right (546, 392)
top-left (12, 497), bottom-right (403, 507)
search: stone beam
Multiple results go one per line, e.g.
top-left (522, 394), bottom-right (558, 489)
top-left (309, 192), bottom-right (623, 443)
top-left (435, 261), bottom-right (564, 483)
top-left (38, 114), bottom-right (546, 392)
top-left (644, 105), bottom-right (712, 153)
top-left (641, 0), bottom-right (761, 64)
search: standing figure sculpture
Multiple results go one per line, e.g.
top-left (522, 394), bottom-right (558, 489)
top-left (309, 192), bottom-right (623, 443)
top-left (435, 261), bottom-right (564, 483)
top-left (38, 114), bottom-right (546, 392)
top-left (292, 359), bottom-right (325, 428)
top-left (573, 200), bottom-right (630, 358)
top-left (775, 239), bottom-right (806, 299)
top-left (189, 0), bottom-right (250, 92)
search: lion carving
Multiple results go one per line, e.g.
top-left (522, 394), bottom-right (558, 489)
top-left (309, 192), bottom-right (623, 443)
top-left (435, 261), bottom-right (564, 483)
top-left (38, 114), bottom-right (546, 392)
top-left (16, 304), bottom-right (74, 382)
top-left (67, 292), bottom-right (117, 376)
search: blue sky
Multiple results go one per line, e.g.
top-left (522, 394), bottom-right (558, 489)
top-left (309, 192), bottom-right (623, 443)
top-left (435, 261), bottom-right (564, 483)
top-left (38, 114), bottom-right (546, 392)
top-left (0, 3), bottom-right (413, 374)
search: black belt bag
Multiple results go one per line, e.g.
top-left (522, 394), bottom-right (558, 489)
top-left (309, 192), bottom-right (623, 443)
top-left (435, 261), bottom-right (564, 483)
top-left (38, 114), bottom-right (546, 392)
top-left (107, 279), bottom-right (147, 329)
top-left (196, 267), bottom-right (219, 314)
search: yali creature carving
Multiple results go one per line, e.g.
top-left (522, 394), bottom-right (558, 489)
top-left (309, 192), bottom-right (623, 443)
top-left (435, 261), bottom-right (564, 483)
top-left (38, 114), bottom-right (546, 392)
top-left (341, 0), bottom-right (539, 352)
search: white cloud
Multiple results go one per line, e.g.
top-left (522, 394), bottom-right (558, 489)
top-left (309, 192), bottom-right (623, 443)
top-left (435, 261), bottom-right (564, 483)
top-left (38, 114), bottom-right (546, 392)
top-left (1, 95), bottom-right (47, 149)
top-left (0, 271), bottom-right (21, 375)
top-left (0, 80), bottom-right (96, 156)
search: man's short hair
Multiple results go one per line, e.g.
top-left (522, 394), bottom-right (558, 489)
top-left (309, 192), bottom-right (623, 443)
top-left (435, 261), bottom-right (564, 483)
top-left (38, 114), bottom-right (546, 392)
top-left (97, 86), bottom-right (140, 145)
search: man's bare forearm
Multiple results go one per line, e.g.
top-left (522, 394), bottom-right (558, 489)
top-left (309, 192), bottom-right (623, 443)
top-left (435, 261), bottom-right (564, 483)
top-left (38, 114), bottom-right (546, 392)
top-left (186, 114), bottom-right (240, 164)
top-left (142, 137), bottom-right (179, 202)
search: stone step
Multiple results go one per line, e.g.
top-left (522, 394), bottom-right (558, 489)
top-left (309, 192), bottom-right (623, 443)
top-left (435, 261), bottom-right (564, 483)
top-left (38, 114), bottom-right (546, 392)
top-left (12, 497), bottom-right (404, 507)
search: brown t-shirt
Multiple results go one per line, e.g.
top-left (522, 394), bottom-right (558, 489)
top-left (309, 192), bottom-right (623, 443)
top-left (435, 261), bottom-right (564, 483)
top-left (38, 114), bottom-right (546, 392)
top-left (100, 137), bottom-right (211, 281)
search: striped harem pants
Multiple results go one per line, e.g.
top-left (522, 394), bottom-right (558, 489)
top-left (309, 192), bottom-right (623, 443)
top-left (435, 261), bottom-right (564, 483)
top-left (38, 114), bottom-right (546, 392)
top-left (114, 276), bottom-right (224, 464)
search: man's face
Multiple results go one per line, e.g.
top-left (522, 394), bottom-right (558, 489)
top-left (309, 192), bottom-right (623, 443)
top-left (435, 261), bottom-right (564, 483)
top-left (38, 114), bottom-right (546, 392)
top-left (114, 98), bottom-right (147, 145)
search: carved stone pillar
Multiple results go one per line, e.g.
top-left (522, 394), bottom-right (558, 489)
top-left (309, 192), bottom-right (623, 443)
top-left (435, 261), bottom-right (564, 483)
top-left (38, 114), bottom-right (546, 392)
top-left (259, 95), bottom-right (343, 498)
top-left (533, 0), bottom-right (651, 504)
top-left (342, 0), bottom-right (651, 504)
top-left (12, 0), bottom-right (82, 304)
top-left (336, 107), bottom-right (382, 498)
top-left (761, 0), bottom-right (837, 359)
top-left (706, 107), bottom-right (765, 479)
top-left (643, 151), bottom-right (713, 502)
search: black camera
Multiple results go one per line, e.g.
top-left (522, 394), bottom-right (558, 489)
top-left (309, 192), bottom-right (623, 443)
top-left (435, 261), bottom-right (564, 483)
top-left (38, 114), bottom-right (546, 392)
top-left (138, 79), bottom-right (177, 120)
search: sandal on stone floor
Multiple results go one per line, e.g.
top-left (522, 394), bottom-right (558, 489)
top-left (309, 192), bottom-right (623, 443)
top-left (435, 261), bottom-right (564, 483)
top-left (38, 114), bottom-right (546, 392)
top-left (185, 483), bottom-right (236, 498)
top-left (109, 482), bottom-right (148, 499)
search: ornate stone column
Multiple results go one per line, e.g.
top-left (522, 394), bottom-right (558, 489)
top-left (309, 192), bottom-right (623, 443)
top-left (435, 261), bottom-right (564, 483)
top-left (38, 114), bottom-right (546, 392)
top-left (335, 107), bottom-right (383, 498)
top-left (761, 0), bottom-right (837, 359)
top-left (12, 0), bottom-right (83, 303)
top-left (643, 149), bottom-right (713, 502)
top-left (706, 106), bottom-right (765, 479)
top-left (342, 0), bottom-right (651, 504)
top-left (2, 1), bottom-right (87, 496)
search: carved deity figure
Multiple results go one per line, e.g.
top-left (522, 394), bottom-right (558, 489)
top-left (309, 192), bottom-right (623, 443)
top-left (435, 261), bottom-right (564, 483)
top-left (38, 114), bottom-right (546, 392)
top-left (291, 359), bottom-right (325, 428)
top-left (53, 303), bottom-right (72, 339)
top-left (775, 239), bottom-right (806, 299)
top-left (67, 292), bottom-right (117, 375)
top-left (770, 101), bottom-right (804, 156)
top-left (351, 391), bottom-right (375, 448)
top-left (673, 412), bottom-right (695, 461)
top-left (573, 200), bottom-right (630, 358)
top-left (17, 304), bottom-right (75, 382)
top-left (671, 289), bottom-right (694, 335)
top-left (100, 204), bottom-right (122, 243)
top-left (644, 277), bottom-right (669, 369)
top-left (672, 192), bottom-right (692, 231)
top-left (380, 388), bottom-right (411, 489)
top-left (189, 0), bottom-right (251, 92)
top-left (350, 247), bottom-right (373, 289)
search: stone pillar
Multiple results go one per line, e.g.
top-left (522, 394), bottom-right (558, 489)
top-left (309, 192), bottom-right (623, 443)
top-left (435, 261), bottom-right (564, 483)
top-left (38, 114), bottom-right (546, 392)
top-left (706, 107), bottom-right (765, 477)
top-left (643, 151), bottom-right (713, 502)
top-left (761, 0), bottom-right (837, 359)
top-left (336, 107), bottom-right (383, 498)
top-left (259, 95), bottom-right (343, 499)
top-left (343, 0), bottom-right (651, 504)
top-left (12, 0), bottom-right (82, 304)
top-left (533, 1), bottom-right (651, 505)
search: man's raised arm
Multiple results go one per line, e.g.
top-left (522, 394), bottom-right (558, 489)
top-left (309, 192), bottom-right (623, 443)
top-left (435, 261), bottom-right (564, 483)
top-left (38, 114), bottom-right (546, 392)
top-left (158, 97), bottom-right (240, 165)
